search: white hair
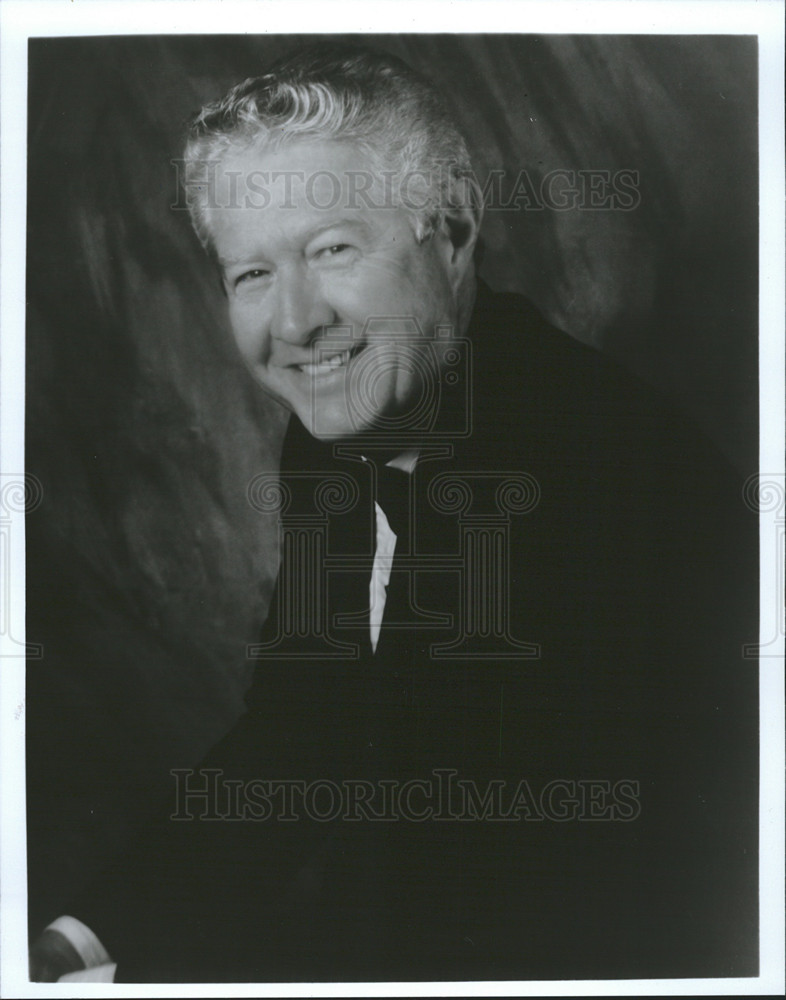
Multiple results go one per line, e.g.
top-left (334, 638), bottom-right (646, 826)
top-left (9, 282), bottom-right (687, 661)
top-left (183, 44), bottom-right (478, 254)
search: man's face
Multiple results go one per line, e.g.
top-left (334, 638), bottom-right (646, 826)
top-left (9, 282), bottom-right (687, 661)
top-left (209, 137), bottom-right (469, 441)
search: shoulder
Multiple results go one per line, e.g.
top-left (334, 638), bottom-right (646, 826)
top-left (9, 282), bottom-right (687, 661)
top-left (466, 284), bottom-right (739, 494)
top-left (465, 283), bottom-right (754, 630)
top-left (469, 286), bottom-right (663, 446)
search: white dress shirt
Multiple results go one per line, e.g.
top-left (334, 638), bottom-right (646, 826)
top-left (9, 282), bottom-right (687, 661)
top-left (369, 501), bottom-right (397, 653)
top-left (367, 449), bottom-right (417, 652)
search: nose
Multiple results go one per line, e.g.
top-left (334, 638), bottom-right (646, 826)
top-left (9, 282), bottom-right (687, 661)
top-left (271, 265), bottom-right (335, 346)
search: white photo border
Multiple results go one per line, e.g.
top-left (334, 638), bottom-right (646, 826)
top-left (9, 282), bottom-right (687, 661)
top-left (2, 2), bottom-right (783, 997)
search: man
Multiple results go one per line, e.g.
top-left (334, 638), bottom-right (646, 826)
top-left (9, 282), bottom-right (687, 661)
top-left (32, 44), bottom-right (758, 982)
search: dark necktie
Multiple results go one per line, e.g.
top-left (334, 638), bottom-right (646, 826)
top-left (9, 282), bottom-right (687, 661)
top-left (375, 463), bottom-right (412, 551)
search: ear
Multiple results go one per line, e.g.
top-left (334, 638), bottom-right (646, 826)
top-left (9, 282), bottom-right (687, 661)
top-left (438, 176), bottom-right (484, 291)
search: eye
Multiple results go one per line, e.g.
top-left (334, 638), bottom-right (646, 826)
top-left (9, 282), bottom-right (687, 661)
top-left (313, 243), bottom-right (359, 268)
top-left (235, 268), bottom-right (270, 288)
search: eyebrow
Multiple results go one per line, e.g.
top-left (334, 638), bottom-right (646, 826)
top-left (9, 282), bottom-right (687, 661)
top-left (305, 218), bottom-right (372, 242)
top-left (218, 218), bottom-right (373, 270)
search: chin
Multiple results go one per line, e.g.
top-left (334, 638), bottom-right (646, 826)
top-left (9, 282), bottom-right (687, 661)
top-left (305, 425), bottom-right (355, 443)
top-left (293, 409), bottom-right (362, 443)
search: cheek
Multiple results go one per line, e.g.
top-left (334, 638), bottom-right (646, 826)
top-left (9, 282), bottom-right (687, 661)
top-left (323, 277), bottom-right (393, 323)
top-left (228, 304), bottom-right (272, 362)
top-left (329, 255), bottom-right (426, 315)
top-left (378, 250), bottom-right (453, 325)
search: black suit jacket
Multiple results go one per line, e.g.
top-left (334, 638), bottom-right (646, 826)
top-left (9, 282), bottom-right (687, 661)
top-left (73, 285), bottom-right (759, 982)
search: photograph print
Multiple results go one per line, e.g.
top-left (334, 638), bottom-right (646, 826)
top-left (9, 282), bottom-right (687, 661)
top-left (24, 31), bottom-right (761, 985)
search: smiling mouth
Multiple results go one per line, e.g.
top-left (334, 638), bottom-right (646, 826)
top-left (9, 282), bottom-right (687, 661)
top-left (297, 343), bottom-right (364, 377)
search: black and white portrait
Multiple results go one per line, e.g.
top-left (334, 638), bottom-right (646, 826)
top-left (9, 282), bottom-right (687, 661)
top-left (1, 2), bottom-right (782, 994)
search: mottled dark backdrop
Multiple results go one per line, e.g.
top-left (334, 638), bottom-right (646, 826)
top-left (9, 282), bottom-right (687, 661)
top-left (26, 34), bottom-right (758, 931)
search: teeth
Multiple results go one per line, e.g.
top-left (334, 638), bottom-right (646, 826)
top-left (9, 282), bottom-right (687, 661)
top-left (299, 348), bottom-right (354, 376)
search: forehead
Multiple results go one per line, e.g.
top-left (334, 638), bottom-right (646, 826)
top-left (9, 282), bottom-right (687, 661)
top-left (206, 136), bottom-right (406, 259)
